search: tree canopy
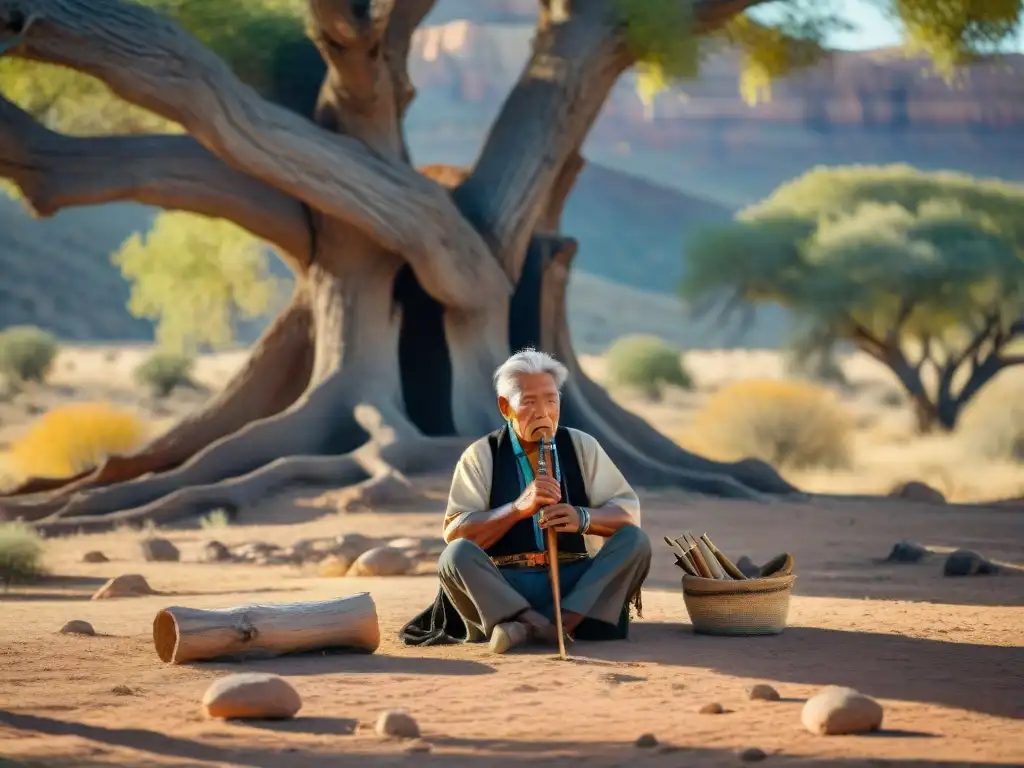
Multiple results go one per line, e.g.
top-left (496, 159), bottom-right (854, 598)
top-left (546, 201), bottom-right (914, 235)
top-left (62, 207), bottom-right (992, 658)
top-left (679, 165), bottom-right (1024, 431)
top-left (112, 213), bottom-right (284, 355)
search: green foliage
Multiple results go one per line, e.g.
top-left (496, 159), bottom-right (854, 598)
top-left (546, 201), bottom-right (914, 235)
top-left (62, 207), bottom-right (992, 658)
top-left (681, 165), bottom-right (1024, 348)
top-left (894, 0), bottom-right (1022, 75)
top-left (0, 522), bottom-right (45, 589)
top-left (133, 351), bottom-right (195, 397)
top-left (0, 325), bottom-right (59, 383)
top-left (617, 0), bottom-right (1021, 107)
top-left (113, 213), bottom-right (284, 355)
top-left (605, 334), bottom-right (693, 399)
top-left (0, 0), bottom-right (320, 136)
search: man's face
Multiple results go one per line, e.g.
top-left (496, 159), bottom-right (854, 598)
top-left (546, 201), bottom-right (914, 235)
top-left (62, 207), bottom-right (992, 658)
top-left (499, 372), bottom-right (561, 445)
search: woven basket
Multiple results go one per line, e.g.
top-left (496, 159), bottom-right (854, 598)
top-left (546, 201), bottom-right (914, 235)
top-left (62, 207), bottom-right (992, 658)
top-left (682, 573), bottom-right (796, 636)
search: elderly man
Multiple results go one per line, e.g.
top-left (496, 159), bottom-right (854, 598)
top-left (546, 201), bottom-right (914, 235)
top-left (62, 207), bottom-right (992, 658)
top-left (400, 347), bottom-right (651, 654)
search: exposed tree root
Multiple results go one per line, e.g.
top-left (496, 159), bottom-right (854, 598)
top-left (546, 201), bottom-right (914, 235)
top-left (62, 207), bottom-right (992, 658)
top-left (34, 405), bottom-right (469, 536)
top-left (0, 292), bottom-right (315, 518)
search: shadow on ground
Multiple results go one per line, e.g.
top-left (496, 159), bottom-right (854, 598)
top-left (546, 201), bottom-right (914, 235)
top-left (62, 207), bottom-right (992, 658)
top-left (0, 711), bottom-right (1013, 768)
top-left (201, 651), bottom-right (495, 678)
top-left (565, 623), bottom-right (1023, 720)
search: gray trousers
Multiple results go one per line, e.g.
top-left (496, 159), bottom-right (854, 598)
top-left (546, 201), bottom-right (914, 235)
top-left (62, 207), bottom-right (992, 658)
top-left (437, 525), bottom-right (652, 642)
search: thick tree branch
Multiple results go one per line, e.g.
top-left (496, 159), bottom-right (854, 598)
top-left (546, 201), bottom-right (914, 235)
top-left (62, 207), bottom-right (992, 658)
top-left (456, 0), bottom-right (775, 281)
top-left (309, 0), bottom-right (405, 158)
top-left (383, 0), bottom-right (436, 119)
top-left (453, 1), bottom-right (629, 279)
top-left (0, 94), bottom-right (311, 262)
top-left (0, 0), bottom-right (509, 310)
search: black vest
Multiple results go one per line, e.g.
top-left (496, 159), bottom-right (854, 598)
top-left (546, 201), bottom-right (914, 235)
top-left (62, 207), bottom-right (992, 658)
top-left (484, 424), bottom-right (590, 558)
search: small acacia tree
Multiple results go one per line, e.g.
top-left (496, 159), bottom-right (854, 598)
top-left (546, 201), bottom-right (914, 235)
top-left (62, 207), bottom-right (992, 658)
top-left (0, 0), bottom-right (1020, 530)
top-left (680, 165), bottom-right (1024, 433)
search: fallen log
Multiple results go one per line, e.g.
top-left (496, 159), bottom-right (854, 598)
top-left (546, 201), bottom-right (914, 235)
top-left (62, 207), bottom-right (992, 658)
top-left (153, 592), bottom-right (380, 664)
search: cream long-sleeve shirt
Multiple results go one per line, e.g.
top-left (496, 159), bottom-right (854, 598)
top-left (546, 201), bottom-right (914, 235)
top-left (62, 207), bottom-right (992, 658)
top-left (443, 427), bottom-right (641, 554)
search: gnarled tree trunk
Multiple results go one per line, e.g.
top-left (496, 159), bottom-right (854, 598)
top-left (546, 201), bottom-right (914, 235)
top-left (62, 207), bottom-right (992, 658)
top-left (0, 0), bottom-right (797, 533)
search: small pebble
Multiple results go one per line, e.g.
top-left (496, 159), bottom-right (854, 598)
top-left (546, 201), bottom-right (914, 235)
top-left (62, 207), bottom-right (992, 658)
top-left (81, 551), bottom-right (109, 563)
top-left (884, 540), bottom-right (930, 564)
top-left (403, 741), bottom-right (432, 754)
top-left (91, 574), bottom-right (156, 599)
top-left (199, 540), bottom-right (232, 563)
top-left (943, 549), bottom-right (998, 577)
top-left (375, 710), bottom-right (420, 739)
top-left (802, 686), bottom-right (883, 735)
top-left (202, 673), bottom-right (302, 720)
top-left (111, 685), bottom-right (133, 696)
top-left (748, 683), bottom-right (780, 701)
top-left (635, 733), bottom-right (658, 748)
top-left (699, 702), bottom-right (724, 714)
top-left (60, 620), bottom-right (95, 636)
top-left (140, 537), bottom-right (180, 563)
top-left (740, 747), bottom-right (767, 762)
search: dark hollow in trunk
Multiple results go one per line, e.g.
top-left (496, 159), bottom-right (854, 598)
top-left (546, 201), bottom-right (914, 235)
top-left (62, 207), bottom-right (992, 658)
top-left (394, 264), bottom-right (455, 436)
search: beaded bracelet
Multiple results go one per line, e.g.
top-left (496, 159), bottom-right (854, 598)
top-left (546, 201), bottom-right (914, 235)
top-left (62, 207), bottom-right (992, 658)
top-left (577, 506), bottom-right (591, 534)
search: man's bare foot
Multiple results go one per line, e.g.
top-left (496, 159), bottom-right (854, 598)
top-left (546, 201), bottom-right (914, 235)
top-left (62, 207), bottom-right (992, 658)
top-left (489, 609), bottom-right (559, 654)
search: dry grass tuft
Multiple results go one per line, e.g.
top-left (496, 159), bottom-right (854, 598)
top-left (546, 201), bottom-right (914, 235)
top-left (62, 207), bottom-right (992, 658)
top-left (0, 521), bottom-right (45, 589)
top-left (682, 379), bottom-right (854, 471)
top-left (7, 402), bottom-right (149, 479)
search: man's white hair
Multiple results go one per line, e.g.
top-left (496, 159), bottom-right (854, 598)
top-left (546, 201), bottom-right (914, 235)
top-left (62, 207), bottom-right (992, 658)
top-left (493, 347), bottom-right (569, 407)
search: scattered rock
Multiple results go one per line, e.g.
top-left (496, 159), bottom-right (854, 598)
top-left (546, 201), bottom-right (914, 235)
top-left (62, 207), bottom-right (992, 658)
top-left (943, 549), bottom-right (999, 577)
top-left (347, 546), bottom-right (413, 577)
top-left (92, 574), bottom-right (156, 600)
top-left (740, 747), bottom-right (767, 762)
top-left (333, 470), bottom-right (417, 513)
top-left (513, 684), bottom-right (538, 693)
top-left (748, 683), bottom-right (780, 701)
top-left (202, 673), bottom-right (302, 720)
top-left (231, 542), bottom-right (280, 562)
top-left (404, 741), bottom-right (432, 754)
top-left (81, 551), bottom-right (109, 563)
top-left (333, 533), bottom-right (380, 560)
top-left (111, 685), bottom-right (134, 696)
top-left (884, 540), bottom-right (931, 564)
top-left (635, 733), bottom-right (658, 748)
top-left (888, 480), bottom-right (945, 504)
top-left (60, 620), bottom-right (95, 636)
top-left (318, 555), bottom-right (354, 578)
top-left (198, 540), bottom-right (232, 563)
top-left (375, 710), bottom-right (420, 739)
top-left (140, 538), bottom-right (180, 563)
top-left (735, 556), bottom-right (760, 578)
top-left (801, 686), bottom-right (884, 735)
top-left (699, 702), bottom-right (724, 714)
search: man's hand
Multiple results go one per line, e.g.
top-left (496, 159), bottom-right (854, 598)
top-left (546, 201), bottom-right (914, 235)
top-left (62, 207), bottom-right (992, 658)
top-left (512, 476), bottom-right (562, 517)
top-left (537, 503), bottom-right (581, 533)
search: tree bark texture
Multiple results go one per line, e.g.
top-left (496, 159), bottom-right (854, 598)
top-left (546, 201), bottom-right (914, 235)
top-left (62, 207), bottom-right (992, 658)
top-left (0, 0), bottom-right (807, 531)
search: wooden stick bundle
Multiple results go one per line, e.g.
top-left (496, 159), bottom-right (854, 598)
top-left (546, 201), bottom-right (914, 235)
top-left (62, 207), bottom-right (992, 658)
top-left (665, 532), bottom-right (748, 580)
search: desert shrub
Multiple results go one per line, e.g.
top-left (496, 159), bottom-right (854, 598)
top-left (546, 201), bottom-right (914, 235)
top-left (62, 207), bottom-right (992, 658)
top-left (957, 381), bottom-right (1024, 463)
top-left (134, 352), bottom-right (195, 397)
top-left (606, 335), bottom-right (692, 399)
top-left (200, 508), bottom-right (231, 529)
top-left (0, 522), bottom-right (45, 588)
top-left (689, 379), bottom-right (854, 471)
top-left (8, 403), bottom-right (149, 479)
top-left (0, 325), bottom-right (59, 383)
